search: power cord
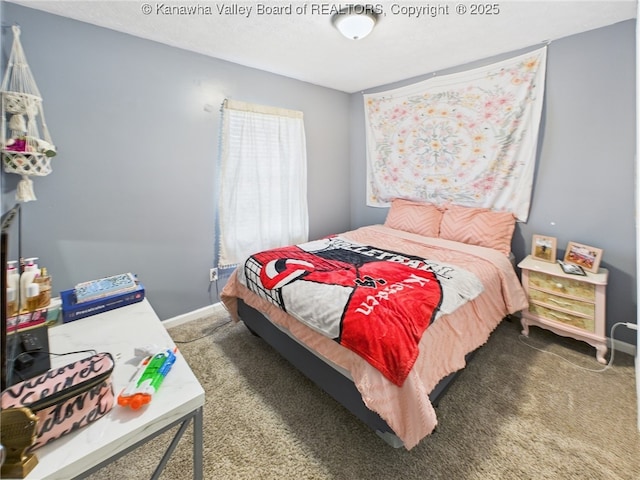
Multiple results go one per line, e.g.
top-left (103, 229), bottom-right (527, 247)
top-left (175, 267), bottom-right (234, 344)
top-left (208, 276), bottom-right (221, 306)
top-left (8, 349), bottom-right (98, 382)
top-left (518, 321), bottom-right (636, 373)
top-left (11, 348), bottom-right (98, 365)
top-left (172, 318), bottom-right (232, 345)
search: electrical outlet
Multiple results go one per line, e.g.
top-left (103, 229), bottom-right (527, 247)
top-left (209, 268), bottom-right (218, 282)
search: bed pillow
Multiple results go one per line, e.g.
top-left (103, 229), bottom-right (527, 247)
top-left (384, 198), bottom-right (443, 237)
top-left (439, 204), bottom-right (516, 255)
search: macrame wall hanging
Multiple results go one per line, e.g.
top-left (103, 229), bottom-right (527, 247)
top-left (1, 25), bottom-right (56, 202)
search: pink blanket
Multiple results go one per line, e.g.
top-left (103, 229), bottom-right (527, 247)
top-left (221, 225), bottom-right (528, 449)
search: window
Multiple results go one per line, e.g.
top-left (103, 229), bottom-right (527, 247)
top-left (217, 100), bottom-right (309, 268)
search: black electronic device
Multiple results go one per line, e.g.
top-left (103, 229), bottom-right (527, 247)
top-left (6, 325), bottom-right (50, 385)
top-left (20, 331), bottom-right (42, 352)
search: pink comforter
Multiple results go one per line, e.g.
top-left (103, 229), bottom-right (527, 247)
top-left (221, 225), bottom-right (528, 450)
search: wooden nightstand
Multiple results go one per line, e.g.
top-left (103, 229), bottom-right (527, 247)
top-left (518, 255), bottom-right (608, 364)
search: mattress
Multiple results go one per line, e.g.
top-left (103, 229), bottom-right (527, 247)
top-left (221, 224), bottom-right (528, 449)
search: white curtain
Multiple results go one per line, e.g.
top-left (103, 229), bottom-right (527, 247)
top-left (364, 47), bottom-right (547, 222)
top-left (217, 100), bottom-right (309, 268)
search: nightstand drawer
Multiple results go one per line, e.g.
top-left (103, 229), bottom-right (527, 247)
top-left (528, 288), bottom-right (595, 318)
top-left (529, 303), bottom-right (595, 332)
top-left (528, 271), bottom-right (595, 301)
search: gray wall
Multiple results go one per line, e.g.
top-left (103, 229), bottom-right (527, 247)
top-left (0, 3), bottom-right (351, 319)
top-left (350, 20), bottom-right (637, 345)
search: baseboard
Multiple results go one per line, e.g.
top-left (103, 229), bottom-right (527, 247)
top-left (612, 337), bottom-right (637, 357)
top-left (510, 312), bottom-right (637, 357)
top-left (163, 302), bottom-right (227, 328)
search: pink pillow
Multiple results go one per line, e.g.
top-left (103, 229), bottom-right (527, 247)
top-left (439, 204), bottom-right (515, 255)
top-left (384, 199), bottom-right (443, 237)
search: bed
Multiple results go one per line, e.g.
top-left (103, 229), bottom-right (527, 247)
top-left (221, 200), bottom-right (528, 450)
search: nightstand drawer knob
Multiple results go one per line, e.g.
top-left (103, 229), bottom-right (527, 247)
top-left (556, 283), bottom-right (564, 289)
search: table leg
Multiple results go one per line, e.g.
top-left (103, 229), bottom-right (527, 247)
top-left (193, 406), bottom-right (204, 480)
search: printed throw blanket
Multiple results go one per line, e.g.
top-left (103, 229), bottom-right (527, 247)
top-left (241, 236), bottom-right (483, 386)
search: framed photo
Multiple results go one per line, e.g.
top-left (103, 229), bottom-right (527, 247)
top-left (531, 234), bottom-right (557, 263)
top-left (564, 241), bottom-right (603, 273)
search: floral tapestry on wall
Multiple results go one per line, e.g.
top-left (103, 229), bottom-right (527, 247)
top-left (364, 47), bottom-right (547, 222)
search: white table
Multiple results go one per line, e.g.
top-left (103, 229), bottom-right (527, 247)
top-left (10, 299), bottom-right (205, 479)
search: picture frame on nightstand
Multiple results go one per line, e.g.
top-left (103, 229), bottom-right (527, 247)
top-left (531, 234), bottom-right (557, 263)
top-left (564, 241), bottom-right (603, 273)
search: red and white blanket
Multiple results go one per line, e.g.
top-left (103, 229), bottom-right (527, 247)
top-left (239, 235), bottom-right (483, 386)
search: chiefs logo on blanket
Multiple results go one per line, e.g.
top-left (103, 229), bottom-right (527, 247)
top-left (243, 236), bottom-right (455, 386)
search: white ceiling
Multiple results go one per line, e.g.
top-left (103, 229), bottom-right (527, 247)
top-left (8, 0), bottom-right (638, 93)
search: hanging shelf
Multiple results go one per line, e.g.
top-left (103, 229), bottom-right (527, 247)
top-left (1, 25), bottom-right (56, 202)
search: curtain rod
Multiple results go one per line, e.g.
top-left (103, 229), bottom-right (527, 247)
top-left (223, 99), bottom-right (303, 119)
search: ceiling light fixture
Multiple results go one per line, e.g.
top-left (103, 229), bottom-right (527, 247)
top-left (332, 5), bottom-right (379, 40)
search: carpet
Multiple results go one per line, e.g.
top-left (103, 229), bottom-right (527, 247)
top-left (87, 309), bottom-right (639, 480)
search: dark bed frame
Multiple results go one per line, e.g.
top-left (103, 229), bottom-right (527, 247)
top-left (237, 298), bottom-right (472, 447)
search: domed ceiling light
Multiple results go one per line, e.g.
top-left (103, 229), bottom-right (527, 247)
top-left (332, 5), bottom-right (379, 40)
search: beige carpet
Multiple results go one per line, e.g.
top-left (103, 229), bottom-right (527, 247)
top-left (87, 310), bottom-right (639, 480)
